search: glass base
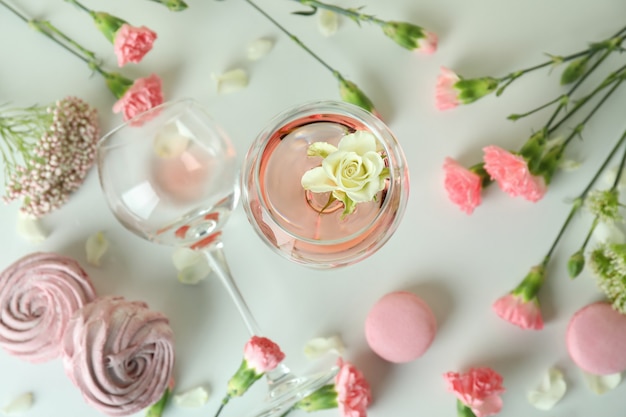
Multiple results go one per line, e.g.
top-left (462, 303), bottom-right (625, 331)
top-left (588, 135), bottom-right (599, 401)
top-left (248, 364), bottom-right (340, 417)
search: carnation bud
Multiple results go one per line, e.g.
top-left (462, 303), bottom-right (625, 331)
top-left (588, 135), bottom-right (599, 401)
top-left (454, 76), bottom-right (499, 105)
top-left (568, 250), bottom-right (585, 279)
top-left (512, 265), bottom-right (545, 301)
top-left (337, 77), bottom-right (380, 118)
top-left (294, 384), bottom-right (338, 412)
top-left (154, 0), bottom-right (188, 11)
top-left (561, 57), bottom-right (588, 85)
top-left (91, 11), bottom-right (127, 43)
top-left (381, 21), bottom-right (436, 53)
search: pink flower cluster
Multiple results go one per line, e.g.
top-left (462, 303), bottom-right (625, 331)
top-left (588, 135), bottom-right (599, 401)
top-left (443, 367), bottom-right (505, 417)
top-left (113, 74), bottom-right (164, 123)
top-left (3, 97), bottom-right (100, 218)
top-left (443, 146), bottom-right (546, 214)
top-left (114, 24), bottom-right (157, 67)
top-left (243, 335), bottom-right (285, 373)
top-left (335, 358), bottom-right (372, 417)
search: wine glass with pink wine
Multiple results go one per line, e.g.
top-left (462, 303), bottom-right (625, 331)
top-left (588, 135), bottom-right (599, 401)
top-left (241, 100), bottom-right (410, 269)
top-left (96, 98), bottom-right (339, 417)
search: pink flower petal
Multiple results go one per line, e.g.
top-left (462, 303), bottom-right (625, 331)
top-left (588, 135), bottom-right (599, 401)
top-left (493, 293), bottom-right (544, 330)
top-left (443, 157), bottom-right (483, 214)
top-left (435, 66), bottom-right (461, 111)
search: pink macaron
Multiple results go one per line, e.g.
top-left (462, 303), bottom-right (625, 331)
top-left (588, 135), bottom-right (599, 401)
top-left (365, 291), bottom-right (437, 363)
top-left (566, 301), bottom-right (626, 375)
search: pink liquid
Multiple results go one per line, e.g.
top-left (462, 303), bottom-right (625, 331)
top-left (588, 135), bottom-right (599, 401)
top-left (251, 114), bottom-right (401, 266)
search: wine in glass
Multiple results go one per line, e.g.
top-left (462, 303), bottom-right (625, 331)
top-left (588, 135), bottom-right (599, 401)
top-left (97, 99), bottom-right (338, 417)
top-left (241, 100), bottom-right (410, 268)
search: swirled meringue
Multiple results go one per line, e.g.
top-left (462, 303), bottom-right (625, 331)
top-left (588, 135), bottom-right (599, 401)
top-left (0, 252), bottom-right (96, 363)
top-left (61, 296), bottom-right (175, 416)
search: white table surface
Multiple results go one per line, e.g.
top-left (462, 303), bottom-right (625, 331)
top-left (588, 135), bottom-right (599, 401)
top-left (1, 1), bottom-right (626, 416)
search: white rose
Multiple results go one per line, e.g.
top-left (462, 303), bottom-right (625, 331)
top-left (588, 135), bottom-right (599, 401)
top-left (301, 131), bottom-right (389, 216)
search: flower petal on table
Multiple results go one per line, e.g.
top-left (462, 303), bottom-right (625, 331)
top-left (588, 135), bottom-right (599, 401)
top-left (172, 248), bottom-right (211, 284)
top-left (527, 367), bottom-right (567, 410)
top-left (303, 335), bottom-right (345, 358)
top-left (173, 386), bottom-right (210, 408)
top-left (318, 10), bottom-right (339, 37)
top-left (212, 69), bottom-right (249, 94)
top-left (582, 371), bottom-right (622, 395)
top-left (16, 212), bottom-right (47, 243)
top-left (1, 392), bottom-right (34, 415)
top-left (247, 38), bottom-right (274, 61)
top-left (85, 231), bottom-right (109, 267)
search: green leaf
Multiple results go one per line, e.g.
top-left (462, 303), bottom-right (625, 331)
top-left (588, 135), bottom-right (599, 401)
top-left (292, 6), bottom-right (317, 16)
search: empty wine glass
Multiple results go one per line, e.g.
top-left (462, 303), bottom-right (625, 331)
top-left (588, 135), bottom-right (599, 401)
top-left (241, 100), bottom-right (409, 268)
top-left (96, 99), bottom-right (338, 417)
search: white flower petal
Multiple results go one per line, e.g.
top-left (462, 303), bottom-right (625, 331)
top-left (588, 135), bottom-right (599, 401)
top-left (1, 392), bottom-right (34, 415)
top-left (527, 367), bottom-right (567, 411)
top-left (172, 386), bottom-right (210, 408)
top-left (559, 159), bottom-right (581, 171)
top-left (301, 166), bottom-right (337, 193)
top-left (592, 222), bottom-right (626, 244)
top-left (85, 231), bottom-right (109, 267)
top-left (16, 212), bottom-right (47, 243)
top-left (307, 142), bottom-right (337, 158)
top-left (247, 38), bottom-right (274, 61)
top-left (172, 248), bottom-right (211, 285)
top-left (212, 69), bottom-right (249, 94)
top-left (153, 122), bottom-right (190, 158)
top-left (337, 131), bottom-right (378, 155)
top-left (303, 335), bottom-right (345, 359)
top-left (583, 371), bottom-right (622, 394)
top-left (602, 166), bottom-right (626, 189)
top-left (318, 10), bottom-right (339, 37)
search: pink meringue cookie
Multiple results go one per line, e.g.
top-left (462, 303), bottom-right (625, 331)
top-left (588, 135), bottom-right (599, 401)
top-left (0, 252), bottom-right (96, 363)
top-left (61, 296), bottom-right (175, 416)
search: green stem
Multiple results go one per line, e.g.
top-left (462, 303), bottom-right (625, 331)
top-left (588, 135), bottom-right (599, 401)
top-left (244, 0), bottom-right (338, 76)
top-left (213, 395), bottom-right (230, 417)
top-left (544, 129), bottom-right (626, 259)
top-left (509, 95), bottom-right (564, 120)
top-left (544, 47), bottom-right (614, 130)
top-left (64, 0), bottom-right (91, 14)
top-left (293, 0), bottom-right (385, 26)
top-left (0, 0), bottom-right (106, 76)
top-left (561, 73), bottom-right (624, 147)
top-left (498, 23), bottom-right (626, 83)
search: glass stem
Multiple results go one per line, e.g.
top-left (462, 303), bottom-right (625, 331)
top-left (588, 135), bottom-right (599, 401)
top-left (201, 247), bottom-right (296, 389)
top-left (201, 246), bottom-right (262, 336)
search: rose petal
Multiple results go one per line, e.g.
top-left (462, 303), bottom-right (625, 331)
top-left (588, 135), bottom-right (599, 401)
top-left (85, 231), bottom-right (109, 267)
top-left (211, 69), bottom-right (249, 94)
top-left (172, 386), bottom-right (210, 408)
top-left (153, 122), bottom-right (191, 158)
top-left (527, 367), bottom-right (567, 410)
top-left (247, 38), bottom-right (274, 61)
top-left (172, 248), bottom-right (210, 285)
top-left (303, 335), bottom-right (345, 359)
top-left (582, 371), bottom-right (622, 394)
top-left (318, 10), bottom-right (339, 37)
top-left (1, 392), bottom-right (34, 415)
top-left (16, 212), bottom-right (47, 243)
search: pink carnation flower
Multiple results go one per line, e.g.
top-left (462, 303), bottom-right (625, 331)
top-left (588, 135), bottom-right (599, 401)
top-left (435, 66), bottom-right (461, 111)
top-left (443, 157), bottom-right (483, 214)
top-left (483, 145), bottom-right (546, 202)
top-left (493, 293), bottom-right (544, 330)
top-left (113, 73), bottom-right (164, 123)
top-left (335, 358), bottom-right (372, 417)
top-left (243, 336), bottom-right (285, 373)
top-left (417, 30), bottom-right (438, 55)
top-left (443, 367), bottom-right (505, 417)
top-left (114, 24), bottom-right (157, 67)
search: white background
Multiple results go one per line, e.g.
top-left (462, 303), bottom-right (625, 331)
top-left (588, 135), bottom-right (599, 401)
top-left (1, 1), bottom-right (626, 416)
